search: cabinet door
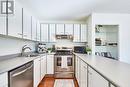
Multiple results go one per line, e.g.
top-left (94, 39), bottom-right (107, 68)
top-left (0, 1), bottom-right (6, 35)
top-left (8, 1), bottom-right (22, 38)
top-left (31, 17), bottom-right (37, 41)
top-left (33, 58), bottom-right (41, 87)
top-left (23, 9), bottom-right (31, 39)
top-left (56, 24), bottom-right (64, 34)
top-left (36, 21), bottom-right (41, 41)
top-left (41, 24), bottom-right (49, 42)
top-left (47, 55), bottom-right (54, 74)
top-left (49, 24), bottom-right (56, 42)
top-left (0, 72), bottom-right (8, 87)
top-left (88, 67), bottom-right (109, 87)
top-left (73, 24), bottom-right (80, 42)
top-left (65, 24), bottom-right (73, 35)
top-left (40, 55), bottom-right (46, 80)
top-left (81, 24), bottom-right (87, 42)
top-left (75, 56), bottom-right (81, 85)
top-left (80, 60), bottom-right (88, 87)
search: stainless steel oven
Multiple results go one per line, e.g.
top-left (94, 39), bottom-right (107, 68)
top-left (54, 50), bottom-right (74, 78)
top-left (9, 61), bottom-right (33, 87)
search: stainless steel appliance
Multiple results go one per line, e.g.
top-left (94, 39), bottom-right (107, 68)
top-left (9, 62), bottom-right (33, 87)
top-left (54, 48), bottom-right (74, 78)
top-left (74, 46), bottom-right (86, 54)
top-left (56, 35), bottom-right (73, 40)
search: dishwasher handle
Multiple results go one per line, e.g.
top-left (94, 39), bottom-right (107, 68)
top-left (12, 64), bottom-right (33, 77)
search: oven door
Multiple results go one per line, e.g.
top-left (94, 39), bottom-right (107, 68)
top-left (54, 55), bottom-right (74, 72)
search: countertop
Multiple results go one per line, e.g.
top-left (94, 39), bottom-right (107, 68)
top-left (74, 53), bottom-right (130, 87)
top-left (0, 53), bottom-right (48, 74)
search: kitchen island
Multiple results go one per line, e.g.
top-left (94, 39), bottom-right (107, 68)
top-left (74, 53), bottom-right (130, 87)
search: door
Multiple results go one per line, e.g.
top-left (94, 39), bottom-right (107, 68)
top-left (80, 60), bottom-right (88, 87)
top-left (81, 24), bottom-right (87, 42)
top-left (0, 0), bottom-right (7, 35)
top-left (36, 21), bottom-right (41, 41)
top-left (8, 1), bottom-right (22, 38)
top-left (23, 9), bottom-right (31, 39)
top-left (47, 55), bottom-right (54, 74)
top-left (41, 24), bottom-right (49, 42)
top-left (56, 24), bottom-right (64, 35)
top-left (31, 16), bottom-right (37, 41)
top-left (34, 58), bottom-right (41, 87)
top-left (65, 24), bottom-right (73, 35)
top-left (40, 55), bottom-right (46, 80)
top-left (88, 67), bottom-right (109, 87)
top-left (49, 24), bottom-right (56, 42)
top-left (73, 24), bottom-right (80, 42)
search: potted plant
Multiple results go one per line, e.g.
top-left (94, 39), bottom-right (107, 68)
top-left (86, 48), bottom-right (92, 55)
top-left (47, 48), bottom-right (52, 53)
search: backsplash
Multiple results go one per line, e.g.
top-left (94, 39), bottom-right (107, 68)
top-left (0, 36), bottom-right (36, 57)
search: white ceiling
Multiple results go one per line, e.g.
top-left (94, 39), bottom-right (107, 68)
top-left (18, 0), bottom-right (130, 21)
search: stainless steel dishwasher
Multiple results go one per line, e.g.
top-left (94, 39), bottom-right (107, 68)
top-left (9, 61), bottom-right (33, 87)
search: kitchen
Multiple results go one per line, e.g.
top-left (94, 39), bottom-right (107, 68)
top-left (0, 0), bottom-right (130, 87)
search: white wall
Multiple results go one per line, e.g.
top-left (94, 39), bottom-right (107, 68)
top-left (87, 13), bottom-right (130, 64)
top-left (0, 36), bottom-right (36, 56)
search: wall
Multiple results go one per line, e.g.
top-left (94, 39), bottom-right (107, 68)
top-left (0, 36), bottom-right (36, 57)
top-left (87, 13), bottom-right (130, 64)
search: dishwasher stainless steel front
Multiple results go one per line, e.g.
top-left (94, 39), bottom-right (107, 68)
top-left (8, 61), bottom-right (33, 87)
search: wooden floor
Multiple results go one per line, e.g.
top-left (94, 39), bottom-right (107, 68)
top-left (38, 77), bottom-right (78, 87)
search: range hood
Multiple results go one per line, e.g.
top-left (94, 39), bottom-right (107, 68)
top-left (56, 35), bottom-right (73, 40)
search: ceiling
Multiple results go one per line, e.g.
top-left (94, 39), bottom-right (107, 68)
top-left (18, 0), bottom-right (130, 21)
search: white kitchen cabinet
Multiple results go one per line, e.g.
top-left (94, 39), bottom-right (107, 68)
top-left (75, 56), bottom-right (81, 85)
top-left (65, 24), bottom-right (73, 35)
top-left (33, 58), bottom-right (41, 87)
top-left (81, 24), bottom-right (87, 42)
top-left (23, 9), bottom-right (31, 39)
top-left (0, 72), bottom-right (8, 87)
top-left (41, 24), bottom-right (49, 42)
top-left (80, 60), bottom-right (88, 87)
top-left (0, 16), bottom-right (6, 35)
top-left (88, 66), bottom-right (109, 87)
top-left (8, 1), bottom-right (22, 38)
top-left (47, 55), bottom-right (54, 74)
top-left (73, 24), bottom-right (80, 42)
top-left (56, 24), bottom-right (64, 35)
top-left (40, 55), bottom-right (47, 80)
top-left (31, 16), bottom-right (37, 41)
top-left (36, 21), bottom-right (41, 41)
top-left (49, 24), bottom-right (56, 42)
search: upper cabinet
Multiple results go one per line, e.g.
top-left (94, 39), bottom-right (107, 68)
top-left (37, 21), bottom-right (41, 41)
top-left (73, 24), bottom-right (80, 42)
top-left (0, 0), bottom-right (7, 35)
top-left (41, 24), bottom-right (49, 42)
top-left (31, 16), bottom-right (37, 41)
top-left (81, 24), bottom-right (87, 42)
top-left (23, 9), bottom-right (31, 40)
top-left (8, 1), bottom-right (22, 38)
top-left (56, 24), bottom-right (64, 35)
top-left (49, 24), bottom-right (56, 42)
top-left (65, 24), bottom-right (73, 35)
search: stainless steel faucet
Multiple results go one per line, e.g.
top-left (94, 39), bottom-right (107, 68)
top-left (21, 45), bottom-right (32, 56)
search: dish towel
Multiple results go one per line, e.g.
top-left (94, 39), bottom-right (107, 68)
top-left (61, 56), bottom-right (68, 68)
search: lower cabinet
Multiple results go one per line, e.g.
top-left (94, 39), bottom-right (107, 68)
top-left (47, 55), bottom-right (54, 74)
top-left (33, 58), bottom-right (41, 87)
top-left (80, 60), bottom-right (88, 87)
top-left (40, 55), bottom-right (47, 80)
top-left (88, 66), bottom-right (109, 87)
top-left (75, 56), bottom-right (80, 84)
top-left (0, 72), bottom-right (8, 87)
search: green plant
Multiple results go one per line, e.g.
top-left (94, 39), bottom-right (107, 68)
top-left (47, 48), bottom-right (52, 51)
top-left (86, 48), bottom-right (92, 52)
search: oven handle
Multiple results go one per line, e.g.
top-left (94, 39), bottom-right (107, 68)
top-left (12, 65), bottom-right (33, 77)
